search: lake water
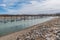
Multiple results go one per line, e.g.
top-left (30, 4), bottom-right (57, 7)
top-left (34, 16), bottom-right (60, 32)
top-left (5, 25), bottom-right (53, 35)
top-left (0, 17), bottom-right (55, 36)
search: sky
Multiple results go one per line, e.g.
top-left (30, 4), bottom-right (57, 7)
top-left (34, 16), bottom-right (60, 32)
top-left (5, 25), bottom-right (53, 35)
top-left (0, 0), bottom-right (60, 14)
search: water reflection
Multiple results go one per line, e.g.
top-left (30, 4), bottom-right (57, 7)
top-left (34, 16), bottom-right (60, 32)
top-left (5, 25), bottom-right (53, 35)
top-left (0, 17), bottom-right (54, 37)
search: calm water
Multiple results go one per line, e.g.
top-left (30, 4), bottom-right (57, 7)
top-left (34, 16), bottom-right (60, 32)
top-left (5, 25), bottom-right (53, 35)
top-left (0, 17), bottom-right (54, 36)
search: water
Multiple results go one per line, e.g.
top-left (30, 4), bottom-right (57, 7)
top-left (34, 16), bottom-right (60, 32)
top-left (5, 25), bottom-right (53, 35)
top-left (0, 17), bottom-right (54, 36)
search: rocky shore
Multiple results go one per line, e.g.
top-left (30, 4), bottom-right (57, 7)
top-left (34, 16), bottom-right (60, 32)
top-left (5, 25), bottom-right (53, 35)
top-left (0, 17), bottom-right (60, 40)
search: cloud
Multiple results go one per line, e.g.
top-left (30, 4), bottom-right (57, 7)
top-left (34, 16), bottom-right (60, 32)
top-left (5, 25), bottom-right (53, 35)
top-left (13, 0), bottom-right (60, 14)
top-left (0, 4), bottom-right (6, 7)
top-left (0, 0), bottom-right (60, 14)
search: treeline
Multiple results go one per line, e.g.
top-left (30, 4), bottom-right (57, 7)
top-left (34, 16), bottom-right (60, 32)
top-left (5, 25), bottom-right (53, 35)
top-left (0, 13), bottom-right (60, 16)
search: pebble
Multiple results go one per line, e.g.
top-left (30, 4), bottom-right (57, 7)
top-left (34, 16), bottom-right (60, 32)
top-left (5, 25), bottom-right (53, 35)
top-left (16, 24), bottom-right (60, 40)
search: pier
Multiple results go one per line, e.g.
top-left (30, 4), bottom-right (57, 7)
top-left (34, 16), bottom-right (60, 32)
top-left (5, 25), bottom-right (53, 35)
top-left (0, 15), bottom-right (47, 24)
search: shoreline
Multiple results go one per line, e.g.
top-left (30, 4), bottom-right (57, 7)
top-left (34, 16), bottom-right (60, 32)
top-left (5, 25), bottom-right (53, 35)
top-left (0, 17), bottom-right (59, 40)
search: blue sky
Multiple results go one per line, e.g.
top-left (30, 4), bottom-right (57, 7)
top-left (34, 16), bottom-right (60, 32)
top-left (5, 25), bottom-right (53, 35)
top-left (0, 0), bottom-right (60, 14)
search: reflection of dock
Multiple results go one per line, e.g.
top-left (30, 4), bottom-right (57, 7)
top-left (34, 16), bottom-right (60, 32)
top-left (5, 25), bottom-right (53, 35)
top-left (0, 15), bottom-right (58, 24)
top-left (0, 14), bottom-right (58, 20)
top-left (0, 15), bottom-right (45, 23)
top-left (0, 14), bottom-right (59, 20)
top-left (0, 14), bottom-right (58, 23)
